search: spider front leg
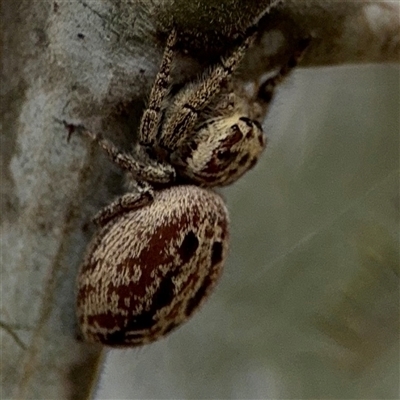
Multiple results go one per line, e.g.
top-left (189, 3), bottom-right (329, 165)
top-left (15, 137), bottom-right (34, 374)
top-left (139, 29), bottom-right (177, 147)
top-left (159, 31), bottom-right (257, 150)
top-left (255, 37), bottom-right (312, 114)
top-left (65, 123), bottom-right (175, 184)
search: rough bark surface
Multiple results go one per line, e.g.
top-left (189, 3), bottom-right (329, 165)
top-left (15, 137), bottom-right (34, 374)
top-left (1, 0), bottom-right (398, 399)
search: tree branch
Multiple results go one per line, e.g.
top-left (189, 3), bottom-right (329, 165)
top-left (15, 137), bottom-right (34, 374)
top-left (241, 0), bottom-right (399, 79)
top-left (1, 0), bottom-right (398, 399)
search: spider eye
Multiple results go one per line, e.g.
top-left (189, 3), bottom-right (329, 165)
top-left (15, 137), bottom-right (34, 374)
top-left (216, 149), bottom-right (238, 162)
top-left (216, 149), bottom-right (232, 160)
top-left (253, 120), bottom-right (262, 131)
top-left (238, 117), bottom-right (253, 127)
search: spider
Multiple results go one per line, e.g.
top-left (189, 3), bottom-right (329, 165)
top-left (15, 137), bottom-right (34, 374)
top-left (70, 28), bottom-right (310, 347)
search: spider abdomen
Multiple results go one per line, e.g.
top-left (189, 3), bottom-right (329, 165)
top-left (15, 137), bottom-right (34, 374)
top-left (77, 185), bottom-right (229, 347)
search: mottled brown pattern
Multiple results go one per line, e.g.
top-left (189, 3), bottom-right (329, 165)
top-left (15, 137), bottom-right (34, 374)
top-left (185, 276), bottom-right (213, 317)
top-left (77, 185), bottom-right (229, 347)
top-left (239, 154), bottom-right (250, 166)
top-left (178, 231), bottom-right (200, 263)
top-left (258, 133), bottom-right (265, 147)
top-left (211, 241), bottom-right (224, 266)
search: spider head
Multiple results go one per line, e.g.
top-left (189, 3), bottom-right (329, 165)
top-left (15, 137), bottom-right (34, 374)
top-left (172, 116), bottom-right (266, 187)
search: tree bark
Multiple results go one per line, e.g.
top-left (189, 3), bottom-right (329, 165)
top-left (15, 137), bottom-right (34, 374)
top-left (1, 0), bottom-right (398, 399)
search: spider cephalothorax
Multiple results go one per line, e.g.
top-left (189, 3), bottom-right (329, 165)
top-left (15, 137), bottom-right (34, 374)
top-left (165, 84), bottom-right (267, 186)
top-left (70, 28), bottom-right (310, 347)
top-left (135, 29), bottom-right (268, 189)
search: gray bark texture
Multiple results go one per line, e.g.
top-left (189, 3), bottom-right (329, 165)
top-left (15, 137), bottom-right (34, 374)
top-left (0, 0), bottom-right (399, 399)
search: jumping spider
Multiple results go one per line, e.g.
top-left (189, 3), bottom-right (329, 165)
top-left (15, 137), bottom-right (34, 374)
top-left (72, 28), bottom-right (310, 346)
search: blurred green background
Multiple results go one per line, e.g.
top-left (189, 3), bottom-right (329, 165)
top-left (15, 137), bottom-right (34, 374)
top-left (96, 65), bottom-right (399, 399)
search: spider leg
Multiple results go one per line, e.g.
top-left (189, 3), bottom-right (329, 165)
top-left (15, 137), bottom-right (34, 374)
top-left (139, 29), bottom-right (177, 147)
top-left (159, 31), bottom-right (257, 151)
top-left (256, 37), bottom-right (311, 109)
top-left (93, 182), bottom-right (153, 227)
top-left (71, 124), bottom-right (175, 184)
